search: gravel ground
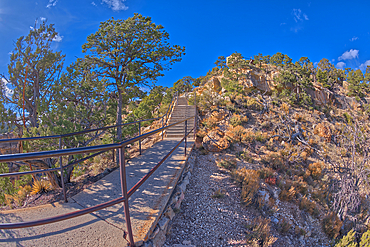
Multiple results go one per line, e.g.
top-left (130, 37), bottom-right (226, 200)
top-left (164, 152), bottom-right (251, 247)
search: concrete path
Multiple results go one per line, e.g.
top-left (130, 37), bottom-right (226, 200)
top-left (0, 137), bottom-right (194, 247)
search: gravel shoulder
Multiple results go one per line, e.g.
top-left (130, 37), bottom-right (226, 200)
top-left (164, 151), bottom-right (250, 247)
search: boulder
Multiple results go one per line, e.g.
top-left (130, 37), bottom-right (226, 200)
top-left (211, 77), bottom-right (222, 93)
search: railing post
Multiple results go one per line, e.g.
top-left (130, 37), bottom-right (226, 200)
top-left (139, 121), bottom-right (142, 155)
top-left (161, 117), bottom-right (164, 140)
top-left (184, 120), bottom-right (187, 157)
top-left (193, 91), bottom-right (197, 140)
top-left (59, 137), bottom-right (67, 203)
top-left (119, 147), bottom-right (135, 247)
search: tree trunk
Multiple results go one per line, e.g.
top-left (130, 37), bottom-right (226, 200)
top-left (63, 155), bottom-right (75, 184)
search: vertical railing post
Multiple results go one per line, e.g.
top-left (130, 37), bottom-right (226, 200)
top-left (193, 91), bottom-right (197, 140)
top-left (161, 117), bottom-right (164, 140)
top-left (184, 120), bottom-right (187, 157)
top-left (139, 121), bottom-right (142, 155)
top-left (119, 147), bottom-right (135, 247)
top-left (59, 137), bottom-right (67, 203)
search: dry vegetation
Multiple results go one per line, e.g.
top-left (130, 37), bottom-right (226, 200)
top-left (194, 74), bottom-right (370, 246)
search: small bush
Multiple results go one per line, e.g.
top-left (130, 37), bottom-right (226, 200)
top-left (262, 152), bottom-right (285, 171)
top-left (230, 114), bottom-right (248, 127)
top-left (308, 162), bottom-right (322, 180)
top-left (245, 217), bottom-right (277, 247)
top-left (247, 98), bottom-right (263, 111)
top-left (343, 112), bottom-right (353, 124)
top-left (0, 163), bottom-right (16, 206)
top-left (238, 151), bottom-right (255, 163)
top-left (360, 230), bottom-right (370, 246)
top-left (255, 131), bottom-right (267, 142)
top-left (31, 180), bottom-right (51, 195)
top-left (299, 196), bottom-right (319, 217)
top-left (232, 168), bottom-right (260, 206)
top-left (278, 217), bottom-right (292, 235)
top-left (281, 102), bottom-right (290, 114)
top-left (322, 212), bottom-right (342, 239)
top-left (314, 122), bottom-right (332, 142)
top-left (334, 229), bottom-right (357, 247)
top-left (202, 116), bottom-right (218, 129)
top-left (258, 167), bottom-right (274, 179)
top-left (226, 125), bottom-right (247, 143)
top-left (217, 159), bottom-right (237, 170)
top-left (279, 186), bottom-right (297, 202)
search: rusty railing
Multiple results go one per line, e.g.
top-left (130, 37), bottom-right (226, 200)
top-left (0, 92), bottom-right (195, 247)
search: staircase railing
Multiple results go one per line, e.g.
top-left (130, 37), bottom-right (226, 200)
top-left (0, 116), bottom-right (195, 247)
top-left (0, 91), bottom-right (180, 202)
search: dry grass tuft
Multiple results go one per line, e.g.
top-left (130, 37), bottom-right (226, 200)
top-left (314, 122), bottom-right (332, 142)
top-left (232, 168), bottom-right (260, 206)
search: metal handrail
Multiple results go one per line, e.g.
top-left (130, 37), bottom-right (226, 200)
top-left (0, 117), bottom-right (193, 164)
top-left (0, 89), bottom-right (196, 246)
top-left (0, 119), bottom-right (159, 144)
top-left (0, 91), bottom-right (179, 144)
top-left (0, 127), bottom-right (194, 230)
top-left (0, 117), bottom-right (195, 247)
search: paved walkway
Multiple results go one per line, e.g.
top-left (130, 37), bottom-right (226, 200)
top-left (0, 137), bottom-right (194, 247)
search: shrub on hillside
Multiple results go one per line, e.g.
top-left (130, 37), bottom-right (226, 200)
top-left (232, 168), bottom-right (260, 206)
top-left (246, 97), bottom-right (263, 111)
top-left (308, 162), bottom-right (322, 180)
top-left (230, 114), bottom-right (248, 127)
top-left (322, 212), bottom-right (342, 239)
top-left (314, 122), bottom-right (332, 142)
top-left (245, 216), bottom-right (277, 247)
top-left (226, 125), bottom-right (247, 143)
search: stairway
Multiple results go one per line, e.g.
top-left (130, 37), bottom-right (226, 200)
top-left (166, 96), bottom-right (196, 138)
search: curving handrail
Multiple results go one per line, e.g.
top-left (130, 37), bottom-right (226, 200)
top-left (0, 117), bottom-right (193, 164)
top-left (0, 126), bottom-right (194, 230)
top-left (0, 91), bottom-right (179, 144)
top-left (0, 115), bottom-right (195, 247)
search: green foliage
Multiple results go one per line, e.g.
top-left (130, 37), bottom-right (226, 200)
top-left (360, 230), bottom-right (370, 246)
top-left (253, 53), bottom-right (270, 66)
top-left (273, 56), bottom-right (313, 107)
top-left (0, 20), bottom-right (65, 129)
top-left (217, 159), bottom-right (237, 170)
top-left (221, 52), bottom-right (248, 98)
top-left (343, 112), bottom-right (353, 124)
top-left (133, 86), bottom-right (166, 119)
top-left (346, 69), bottom-right (368, 97)
top-left (335, 229), bottom-right (357, 247)
top-left (244, 216), bottom-right (277, 246)
top-left (270, 52), bottom-right (292, 68)
top-left (335, 229), bottom-right (370, 247)
top-left (0, 163), bottom-right (16, 205)
top-left (213, 56), bottom-right (227, 74)
top-left (82, 14), bottom-right (185, 140)
top-left (173, 76), bottom-right (197, 94)
top-left (316, 58), bottom-right (345, 89)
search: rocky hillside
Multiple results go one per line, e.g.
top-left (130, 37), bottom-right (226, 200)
top-left (191, 55), bottom-right (370, 246)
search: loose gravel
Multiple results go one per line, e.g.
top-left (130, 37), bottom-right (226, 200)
top-left (164, 152), bottom-right (250, 247)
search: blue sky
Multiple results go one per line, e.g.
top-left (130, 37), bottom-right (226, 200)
top-left (1, 0), bottom-right (370, 88)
